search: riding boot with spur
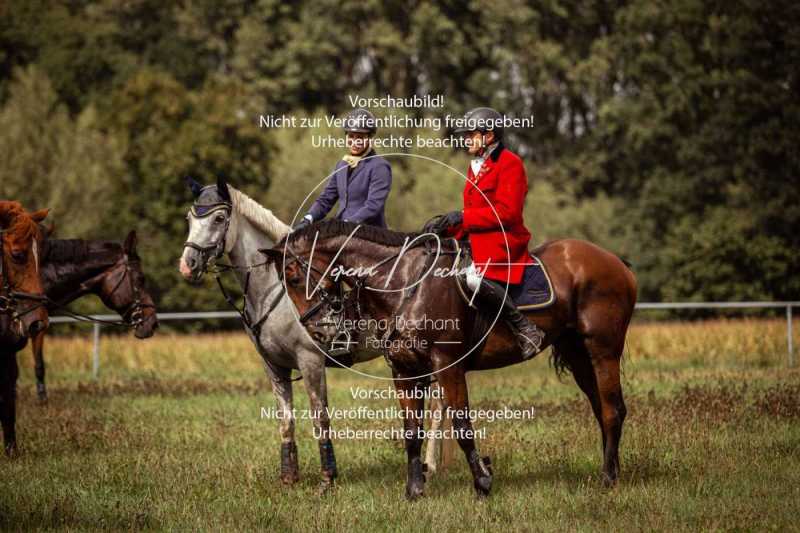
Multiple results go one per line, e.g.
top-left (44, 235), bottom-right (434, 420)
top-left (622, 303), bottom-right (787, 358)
top-left (476, 278), bottom-right (543, 360)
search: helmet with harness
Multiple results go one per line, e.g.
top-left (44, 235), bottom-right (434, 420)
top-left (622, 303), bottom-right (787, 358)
top-left (452, 107), bottom-right (504, 142)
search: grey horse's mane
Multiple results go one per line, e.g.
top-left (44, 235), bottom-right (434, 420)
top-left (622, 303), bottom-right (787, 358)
top-left (285, 220), bottom-right (421, 247)
top-left (228, 186), bottom-right (290, 241)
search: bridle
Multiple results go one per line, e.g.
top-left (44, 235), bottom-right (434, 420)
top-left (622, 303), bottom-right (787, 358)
top-left (279, 232), bottom-right (450, 325)
top-left (278, 232), bottom-right (460, 367)
top-left (281, 240), bottom-right (362, 326)
top-left (105, 254), bottom-right (155, 328)
top-left (183, 198), bottom-right (284, 342)
top-left (0, 229), bottom-right (49, 328)
top-left (183, 201), bottom-right (232, 270)
top-left (21, 246), bottom-right (157, 330)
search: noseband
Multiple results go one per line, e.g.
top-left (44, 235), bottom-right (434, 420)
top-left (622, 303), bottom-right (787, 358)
top-left (183, 202), bottom-right (232, 273)
top-left (107, 255), bottom-right (155, 328)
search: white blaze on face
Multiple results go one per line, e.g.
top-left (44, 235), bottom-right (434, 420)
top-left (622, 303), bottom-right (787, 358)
top-left (32, 239), bottom-right (39, 272)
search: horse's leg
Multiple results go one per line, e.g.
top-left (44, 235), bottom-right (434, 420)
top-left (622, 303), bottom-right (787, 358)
top-left (584, 337), bottom-right (626, 487)
top-left (424, 381), bottom-right (444, 477)
top-left (31, 331), bottom-right (47, 403)
top-left (264, 361), bottom-right (299, 485)
top-left (0, 349), bottom-right (19, 457)
top-left (296, 354), bottom-right (335, 493)
top-left (435, 363), bottom-right (492, 497)
top-left (394, 376), bottom-right (427, 500)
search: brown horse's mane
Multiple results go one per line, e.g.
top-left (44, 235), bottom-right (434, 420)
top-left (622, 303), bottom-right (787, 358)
top-left (43, 239), bottom-right (122, 265)
top-left (0, 201), bottom-right (40, 245)
top-left (285, 220), bottom-right (421, 248)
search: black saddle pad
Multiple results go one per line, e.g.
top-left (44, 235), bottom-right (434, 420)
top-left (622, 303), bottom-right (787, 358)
top-left (507, 255), bottom-right (555, 309)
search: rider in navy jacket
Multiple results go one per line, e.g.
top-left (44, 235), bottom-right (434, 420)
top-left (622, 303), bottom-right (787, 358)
top-left (298, 109), bottom-right (392, 229)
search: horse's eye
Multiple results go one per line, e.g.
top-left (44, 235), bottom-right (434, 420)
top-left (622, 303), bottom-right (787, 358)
top-left (11, 251), bottom-right (26, 264)
top-left (215, 214), bottom-right (226, 223)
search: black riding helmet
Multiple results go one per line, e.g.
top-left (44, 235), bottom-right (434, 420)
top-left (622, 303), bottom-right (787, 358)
top-left (343, 108), bottom-right (377, 136)
top-left (453, 107), bottom-right (504, 141)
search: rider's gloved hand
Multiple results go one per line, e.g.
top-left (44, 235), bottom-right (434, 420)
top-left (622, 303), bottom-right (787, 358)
top-left (293, 215), bottom-right (313, 231)
top-left (422, 211), bottom-right (463, 236)
top-left (441, 210), bottom-right (463, 228)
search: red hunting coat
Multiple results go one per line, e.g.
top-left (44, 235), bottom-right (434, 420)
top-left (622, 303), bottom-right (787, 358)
top-left (451, 144), bottom-right (534, 284)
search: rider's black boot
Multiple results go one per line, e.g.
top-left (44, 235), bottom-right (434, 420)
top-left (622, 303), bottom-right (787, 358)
top-left (476, 279), bottom-right (542, 360)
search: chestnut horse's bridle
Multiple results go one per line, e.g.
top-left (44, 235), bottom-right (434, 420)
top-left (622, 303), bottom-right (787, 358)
top-left (0, 229), bottom-right (48, 327)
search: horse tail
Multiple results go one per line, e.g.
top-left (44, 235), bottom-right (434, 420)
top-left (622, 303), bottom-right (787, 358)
top-left (550, 330), bottom-right (583, 378)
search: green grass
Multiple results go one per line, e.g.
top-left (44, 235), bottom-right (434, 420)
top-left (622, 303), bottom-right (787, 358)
top-left (2, 319), bottom-right (800, 531)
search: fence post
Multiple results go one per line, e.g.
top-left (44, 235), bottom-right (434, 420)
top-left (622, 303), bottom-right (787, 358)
top-left (92, 323), bottom-right (101, 379)
top-left (788, 305), bottom-right (795, 367)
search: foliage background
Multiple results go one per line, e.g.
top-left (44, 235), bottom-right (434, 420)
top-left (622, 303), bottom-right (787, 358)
top-left (1, 0), bottom-right (798, 316)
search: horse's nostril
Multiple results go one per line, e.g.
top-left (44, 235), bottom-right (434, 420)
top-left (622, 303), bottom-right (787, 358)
top-left (188, 257), bottom-right (197, 268)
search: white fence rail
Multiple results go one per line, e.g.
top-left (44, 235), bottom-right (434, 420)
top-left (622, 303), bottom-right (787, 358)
top-left (49, 302), bottom-right (799, 378)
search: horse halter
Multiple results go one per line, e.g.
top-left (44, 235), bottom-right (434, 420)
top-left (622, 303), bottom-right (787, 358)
top-left (184, 201), bottom-right (232, 272)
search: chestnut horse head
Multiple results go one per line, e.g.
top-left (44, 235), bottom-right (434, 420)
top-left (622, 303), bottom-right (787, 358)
top-left (0, 201), bottom-right (50, 337)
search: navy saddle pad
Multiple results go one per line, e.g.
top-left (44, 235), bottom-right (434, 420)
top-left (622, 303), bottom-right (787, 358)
top-left (507, 255), bottom-right (555, 309)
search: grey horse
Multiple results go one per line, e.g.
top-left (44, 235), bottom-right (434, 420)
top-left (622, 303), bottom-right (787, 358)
top-left (178, 177), bottom-right (442, 492)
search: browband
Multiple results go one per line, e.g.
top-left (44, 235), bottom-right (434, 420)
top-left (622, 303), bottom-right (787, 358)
top-left (190, 202), bottom-right (231, 218)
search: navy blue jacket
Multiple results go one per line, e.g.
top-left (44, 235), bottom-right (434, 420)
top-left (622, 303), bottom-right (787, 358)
top-left (308, 152), bottom-right (392, 228)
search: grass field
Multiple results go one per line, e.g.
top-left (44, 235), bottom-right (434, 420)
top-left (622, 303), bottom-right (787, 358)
top-left (2, 318), bottom-right (799, 531)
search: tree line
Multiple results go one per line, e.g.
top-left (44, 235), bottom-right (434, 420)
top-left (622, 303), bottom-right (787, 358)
top-left (1, 0), bottom-right (797, 322)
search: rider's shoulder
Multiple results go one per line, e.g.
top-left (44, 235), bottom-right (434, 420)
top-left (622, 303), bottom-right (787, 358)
top-left (366, 154), bottom-right (392, 175)
top-left (367, 153), bottom-right (391, 168)
top-left (496, 146), bottom-right (523, 166)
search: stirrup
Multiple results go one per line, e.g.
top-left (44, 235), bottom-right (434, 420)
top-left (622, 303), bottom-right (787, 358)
top-left (327, 330), bottom-right (355, 366)
top-left (515, 323), bottom-right (544, 360)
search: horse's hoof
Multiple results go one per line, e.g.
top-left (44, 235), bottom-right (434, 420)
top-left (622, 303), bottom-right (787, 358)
top-left (473, 475), bottom-right (492, 497)
top-left (37, 384), bottom-right (48, 404)
top-left (317, 478), bottom-right (335, 496)
top-left (468, 452), bottom-right (493, 497)
top-left (280, 442), bottom-right (299, 486)
top-left (602, 472), bottom-right (618, 489)
top-left (405, 481), bottom-right (425, 501)
top-left (280, 472), bottom-right (300, 486)
top-left (4, 442), bottom-right (17, 458)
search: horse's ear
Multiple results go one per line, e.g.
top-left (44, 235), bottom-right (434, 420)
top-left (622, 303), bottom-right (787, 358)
top-left (217, 176), bottom-right (231, 203)
top-left (258, 247), bottom-right (283, 264)
top-left (185, 176), bottom-right (203, 198)
top-left (30, 208), bottom-right (50, 223)
top-left (43, 222), bottom-right (56, 237)
top-left (124, 230), bottom-right (139, 257)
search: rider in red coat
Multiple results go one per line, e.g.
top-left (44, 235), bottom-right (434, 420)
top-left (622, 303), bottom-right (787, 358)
top-left (429, 107), bottom-right (540, 360)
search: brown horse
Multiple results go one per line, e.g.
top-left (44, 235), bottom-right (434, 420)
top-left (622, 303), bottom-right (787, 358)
top-left (264, 221), bottom-right (637, 499)
top-left (30, 230), bottom-right (159, 402)
top-left (0, 201), bottom-right (50, 456)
